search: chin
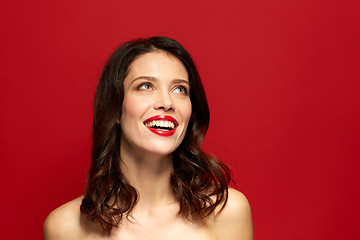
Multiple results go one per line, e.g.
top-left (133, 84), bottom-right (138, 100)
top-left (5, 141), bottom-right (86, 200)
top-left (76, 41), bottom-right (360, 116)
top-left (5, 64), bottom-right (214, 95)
top-left (120, 130), bottom-right (185, 158)
top-left (144, 142), bottom-right (179, 157)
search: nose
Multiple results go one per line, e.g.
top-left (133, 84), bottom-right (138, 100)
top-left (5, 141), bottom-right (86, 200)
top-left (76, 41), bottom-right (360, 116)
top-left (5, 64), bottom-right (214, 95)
top-left (154, 91), bottom-right (174, 112)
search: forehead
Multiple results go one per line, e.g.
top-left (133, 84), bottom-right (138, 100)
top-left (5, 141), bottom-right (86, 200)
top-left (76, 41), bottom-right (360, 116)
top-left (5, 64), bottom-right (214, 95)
top-left (125, 51), bottom-right (189, 82)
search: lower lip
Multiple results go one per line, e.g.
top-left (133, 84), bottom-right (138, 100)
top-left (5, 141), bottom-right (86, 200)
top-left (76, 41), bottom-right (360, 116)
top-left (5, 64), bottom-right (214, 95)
top-left (147, 127), bottom-right (176, 136)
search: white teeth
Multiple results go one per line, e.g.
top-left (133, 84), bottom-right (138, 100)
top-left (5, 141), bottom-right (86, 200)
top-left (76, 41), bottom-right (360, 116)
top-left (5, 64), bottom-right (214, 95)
top-left (145, 120), bottom-right (176, 129)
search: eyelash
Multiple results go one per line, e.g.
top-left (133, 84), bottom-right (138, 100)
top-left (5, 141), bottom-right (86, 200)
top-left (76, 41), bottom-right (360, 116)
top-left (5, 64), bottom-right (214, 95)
top-left (136, 82), bottom-right (189, 95)
top-left (173, 85), bottom-right (188, 94)
top-left (137, 82), bottom-right (153, 90)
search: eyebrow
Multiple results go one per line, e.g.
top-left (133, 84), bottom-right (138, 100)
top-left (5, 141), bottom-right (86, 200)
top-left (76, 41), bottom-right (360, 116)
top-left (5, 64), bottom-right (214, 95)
top-left (130, 76), bottom-right (189, 86)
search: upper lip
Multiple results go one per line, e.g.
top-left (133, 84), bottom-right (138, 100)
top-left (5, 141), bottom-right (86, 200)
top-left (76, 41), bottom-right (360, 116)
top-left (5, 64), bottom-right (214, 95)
top-left (143, 115), bottom-right (178, 127)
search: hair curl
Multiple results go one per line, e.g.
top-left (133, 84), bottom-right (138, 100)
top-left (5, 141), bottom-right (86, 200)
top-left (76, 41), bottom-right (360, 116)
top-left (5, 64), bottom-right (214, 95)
top-left (80, 36), bottom-right (232, 233)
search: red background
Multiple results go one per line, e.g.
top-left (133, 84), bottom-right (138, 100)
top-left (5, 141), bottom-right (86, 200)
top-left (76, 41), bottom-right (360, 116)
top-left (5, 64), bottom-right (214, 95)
top-left (1, 0), bottom-right (359, 239)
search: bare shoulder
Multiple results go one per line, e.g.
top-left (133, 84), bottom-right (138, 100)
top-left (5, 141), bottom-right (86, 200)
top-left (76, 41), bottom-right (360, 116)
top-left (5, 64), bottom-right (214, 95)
top-left (43, 196), bottom-right (84, 240)
top-left (210, 188), bottom-right (253, 240)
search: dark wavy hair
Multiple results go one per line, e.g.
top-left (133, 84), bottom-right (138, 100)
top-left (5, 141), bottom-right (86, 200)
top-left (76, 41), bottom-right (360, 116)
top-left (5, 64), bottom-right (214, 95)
top-left (80, 36), bottom-right (232, 233)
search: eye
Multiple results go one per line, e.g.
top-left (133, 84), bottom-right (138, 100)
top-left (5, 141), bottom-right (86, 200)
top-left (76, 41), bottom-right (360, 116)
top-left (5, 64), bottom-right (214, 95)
top-left (137, 82), bottom-right (153, 90)
top-left (173, 85), bottom-right (188, 94)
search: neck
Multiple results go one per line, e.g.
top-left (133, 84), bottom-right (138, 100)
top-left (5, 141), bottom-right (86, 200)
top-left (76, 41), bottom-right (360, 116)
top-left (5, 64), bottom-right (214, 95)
top-left (119, 139), bottom-right (176, 210)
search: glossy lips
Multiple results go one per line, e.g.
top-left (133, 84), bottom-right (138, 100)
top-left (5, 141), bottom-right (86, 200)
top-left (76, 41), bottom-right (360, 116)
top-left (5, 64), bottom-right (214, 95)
top-left (143, 115), bottom-right (178, 136)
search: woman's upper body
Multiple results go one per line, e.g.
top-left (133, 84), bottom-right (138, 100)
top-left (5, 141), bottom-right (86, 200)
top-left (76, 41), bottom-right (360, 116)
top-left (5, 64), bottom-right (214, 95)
top-left (43, 36), bottom-right (253, 240)
top-left (43, 188), bottom-right (253, 240)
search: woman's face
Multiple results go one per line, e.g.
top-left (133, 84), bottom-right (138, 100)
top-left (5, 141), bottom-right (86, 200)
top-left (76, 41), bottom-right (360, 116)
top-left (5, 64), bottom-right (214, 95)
top-left (120, 51), bottom-right (192, 157)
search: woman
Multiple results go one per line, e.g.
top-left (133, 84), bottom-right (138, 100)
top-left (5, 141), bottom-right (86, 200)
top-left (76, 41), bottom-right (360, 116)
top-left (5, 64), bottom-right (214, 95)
top-left (43, 36), bottom-right (253, 240)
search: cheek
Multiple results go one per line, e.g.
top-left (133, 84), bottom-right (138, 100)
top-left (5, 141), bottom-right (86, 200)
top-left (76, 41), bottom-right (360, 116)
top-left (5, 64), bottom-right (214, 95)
top-left (182, 100), bottom-right (192, 126)
top-left (121, 96), bottom-right (144, 124)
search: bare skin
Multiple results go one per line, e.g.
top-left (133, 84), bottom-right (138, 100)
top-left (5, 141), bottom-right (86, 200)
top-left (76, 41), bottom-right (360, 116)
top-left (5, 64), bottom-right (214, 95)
top-left (44, 140), bottom-right (253, 240)
top-left (43, 52), bottom-right (253, 239)
top-left (44, 139), bottom-right (253, 240)
top-left (43, 188), bottom-right (253, 240)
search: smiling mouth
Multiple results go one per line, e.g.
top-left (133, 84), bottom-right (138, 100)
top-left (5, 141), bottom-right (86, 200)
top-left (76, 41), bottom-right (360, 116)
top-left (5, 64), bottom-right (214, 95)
top-left (143, 115), bottom-right (178, 136)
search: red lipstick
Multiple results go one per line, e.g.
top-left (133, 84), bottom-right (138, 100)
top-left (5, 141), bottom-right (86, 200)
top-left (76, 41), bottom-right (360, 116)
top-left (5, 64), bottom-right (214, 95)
top-left (143, 115), bottom-right (178, 137)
